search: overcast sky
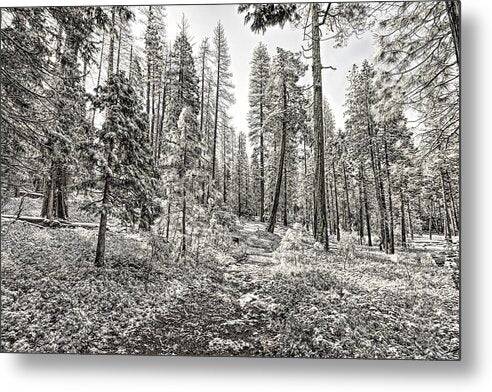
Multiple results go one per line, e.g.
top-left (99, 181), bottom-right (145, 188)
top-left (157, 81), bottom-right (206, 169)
top-left (131, 4), bottom-right (375, 136)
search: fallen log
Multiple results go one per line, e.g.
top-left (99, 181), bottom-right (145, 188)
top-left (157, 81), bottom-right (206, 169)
top-left (18, 190), bottom-right (43, 199)
top-left (1, 215), bottom-right (99, 229)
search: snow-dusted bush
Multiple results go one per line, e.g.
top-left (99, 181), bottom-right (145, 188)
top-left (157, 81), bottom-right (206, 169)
top-left (273, 225), bottom-right (306, 266)
top-left (338, 232), bottom-right (359, 268)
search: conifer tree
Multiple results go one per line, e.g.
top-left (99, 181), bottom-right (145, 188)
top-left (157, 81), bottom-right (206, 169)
top-left (247, 43), bottom-right (270, 221)
top-left (90, 72), bottom-right (158, 267)
top-left (265, 48), bottom-right (306, 233)
top-left (211, 22), bottom-right (234, 191)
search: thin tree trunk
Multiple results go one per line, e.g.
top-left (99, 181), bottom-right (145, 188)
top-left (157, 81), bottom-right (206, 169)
top-left (181, 122), bottom-right (188, 254)
top-left (146, 6), bottom-right (152, 127)
top-left (222, 124), bottom-right (227, 203)
top-left (128, 44), bottom-right (133, 78)
top-left (406, 197), bottom-right (414, 241)
top-left (400, 188), bottom-right (406, 249)
top-left (95, 172), bottom-right (110, 267)
top-left (211, 33), bottom-right (221, 183)
top-left (366, 95), bottom-right (387, 252)
top-left (116, 26), bottom-right (122, 72)
top-left (446, 169), bottom-right (460, 234)
top-left (376, 150), bottom-right (389, 252)
top-left (259, 100), bottom-right (265, 222)
top-left (199, 43), bottom-right (207, 135)
top-left (94, 8), bottom-right (116, 267)
top-left (440, 169), bottom-right (452, 242)
top-left (267, 80), bottom-right (287, 233)
top-left (358, 167), bottom-right (364, 245)
top-left (91, 29), bottom-right (106, 127)
top-left (302, 133), bottom-right (310, 230)
top-left (361, 165), bottom-right (372, 246)
top-left (342, 161), bottom-right (351, 231)
top-left (166, 199), bottom-right (171, 240)
top-left (332, 160), bottom-right (340, 242)
top-left (328, 176), bottom-right (335, 235)
top-left (283, 163), bottom-right (288, 226)
top-left (429, 199), bottom-right (433, 240)
top-left (383, 137), bottom-right (394, 254)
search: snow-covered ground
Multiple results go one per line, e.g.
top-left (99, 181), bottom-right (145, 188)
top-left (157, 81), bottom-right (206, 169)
top-left (1, 198), bottom-right (459, 358)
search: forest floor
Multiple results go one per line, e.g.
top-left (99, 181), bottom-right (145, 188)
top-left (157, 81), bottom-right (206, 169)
top-left (1, 196), bottom-right (460, 359)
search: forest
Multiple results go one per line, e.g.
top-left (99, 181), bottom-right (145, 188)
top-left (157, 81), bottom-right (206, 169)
top-left (1, 2), bottom-right (460, 359)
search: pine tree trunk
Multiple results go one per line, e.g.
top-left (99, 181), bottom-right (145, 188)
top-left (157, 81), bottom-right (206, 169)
top-left (366, 98), bottom-right (387, 252)
top-left (41, 162), bottom-right (69, 221)
top-left (440, 169), bottom-right (452, 242)
top-left (446, 0), bottom-right (460, 66)
top-left (166, 199), bottom-right (171, 240)
top-left (181, 123), bottom-right (188, 254)
top-left (128, 45), bottom-right (133, 78)
top-left (95, 174), bottom-right (110, 267)
top-left (146, 6), bottom-right (152, 128)
top-left (328, 177), bottom-right (335, 235)
top-left (376, 151), bottom-right (389, 252)
top-left (445, 169), bottom-right (459, 234)
top-left (237, 152), bottom-right (242, 216)
top-left (94, 10), bottom-right (117, 266)
top-left (199, 46), bottom-right (207, 135)
top-left (429, 199), bottom-right (433, 240)
top-left (383, 137), bottom-right (395, 254)
top-left (92, 30), bottom-right (106, 127)
top-left (283, 163), bottom-right (288, 226)
top-left (358, 167), bottom-right (364, 245)
top-left (302, 134), bottom-right (310, 230)
top-left (406, 197), bottom-right (414, 241)
top-left (311, 2), bottom-right (329, 250)
top-left (158, 56), bottom-right (170, 160)
top-left (181, 187), bottom-right (186, 253)
top-left (151, 67), bottom-right (156, 149)
top-left (211, 34), bottom-right (221, 182)
top-left (116, 26), bottom-right (122, 73)
top-left (400, 188), bottom-right (406, 249)
top-left (342, 161), bottom-right (351, 231)
top-left (361, 165), bottom-right (372, 246)
top-left (41, 23), bottom-right (84, 221)
top-left (222, 124), bottom-right (227, 203)
top-left (259, 98), bottom-right (265, 222)
top-left (332, 160), bottom-right (340, 242)
top-left (267, 80), bottom-right (287, 233)
top-left (154, 88), bottom-right (161, 161)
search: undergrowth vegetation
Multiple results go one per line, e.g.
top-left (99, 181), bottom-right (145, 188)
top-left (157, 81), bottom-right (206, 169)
top-left (0, 193), bottom-right (459, 358)
top-left (1, 216), bottom-right (459, 359)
